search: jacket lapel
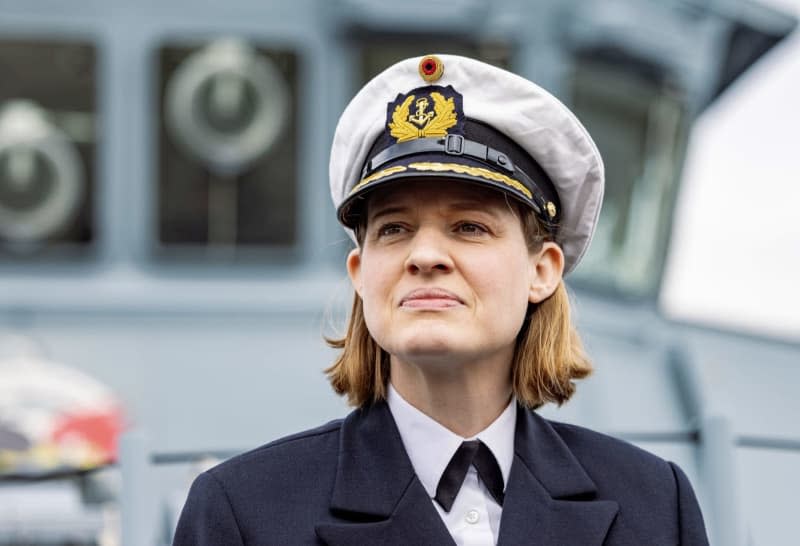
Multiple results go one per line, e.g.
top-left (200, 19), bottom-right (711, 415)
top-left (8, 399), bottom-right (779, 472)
top-left (315, 402), bottom-right (618, 545)
top-left (314, 402), bottom-right (454, 546)
top-left (497, 408), bottom-right (619, 546)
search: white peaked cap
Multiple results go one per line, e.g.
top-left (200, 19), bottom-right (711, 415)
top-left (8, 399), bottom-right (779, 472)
top-left (329, 54), bottom-right (604, 275)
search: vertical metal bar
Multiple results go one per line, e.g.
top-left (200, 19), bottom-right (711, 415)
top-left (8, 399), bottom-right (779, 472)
top-left (699, 415), bottom-right (745, 546)
top-left (119, 429), bottom-right (156, 546)
top-left (668, 345), bottom-right (705, 423)
top-left (670, 346), bottom-right (747, 543)
top-left (101, 20), bottom-right (143, 267)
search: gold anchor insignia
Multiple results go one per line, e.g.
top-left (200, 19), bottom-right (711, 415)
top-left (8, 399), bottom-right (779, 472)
top-left (408, 98), bottom-right (434, 126)
top-left (388, 91), bottom-right (457, 143)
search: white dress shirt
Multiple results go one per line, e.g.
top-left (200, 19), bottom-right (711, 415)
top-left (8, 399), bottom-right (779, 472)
top-left (386, 384), bottom-right (516, 546)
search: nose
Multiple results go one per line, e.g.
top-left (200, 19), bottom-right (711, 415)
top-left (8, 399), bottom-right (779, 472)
top-left (404, 227), bottom-right (454, 275)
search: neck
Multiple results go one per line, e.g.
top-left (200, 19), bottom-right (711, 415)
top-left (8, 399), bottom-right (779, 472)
top-left (389, 353), bottom-right (514, 437)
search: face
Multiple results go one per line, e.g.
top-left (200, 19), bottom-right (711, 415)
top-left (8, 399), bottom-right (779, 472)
top-left (347, 179), bottom-right (564, 370)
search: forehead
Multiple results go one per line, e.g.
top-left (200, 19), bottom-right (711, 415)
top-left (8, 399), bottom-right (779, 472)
top-left (365, 179), bottom-right (515, 216)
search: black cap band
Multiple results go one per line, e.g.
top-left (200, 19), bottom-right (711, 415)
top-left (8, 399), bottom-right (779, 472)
top-left (346, 117), bottom-right (562, 231)
top-left (364, 134), bottom-right (557, 222)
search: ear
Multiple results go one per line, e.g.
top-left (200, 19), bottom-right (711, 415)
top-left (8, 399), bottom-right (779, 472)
top-left (346, 248), bottom-right (363, 296)
top-left (528, 242), bottom-right (564, 304)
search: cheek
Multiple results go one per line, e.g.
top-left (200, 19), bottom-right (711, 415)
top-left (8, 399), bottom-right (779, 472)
top-left (475, 255), bottom-right (531, 321)
top-left (358, 259), bottom-right (396, 329)
top-left (479, 249), bottom-right (528, 291)
top-left (359, 259), bottom-right (390, 299)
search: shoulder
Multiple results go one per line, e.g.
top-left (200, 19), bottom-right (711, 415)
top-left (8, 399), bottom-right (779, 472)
top-left (543, 417), bottom-right (684, 502)
top-left (190, 419), bottom-right (343, 521)
top-left (543, 417), bottom-right (708, 543)
top-left (174, 419), bottom-right (345, 543)
top-left (547, 419), bottom-right (671, 472)
top-left (207, 418), bottom-right (343, 486)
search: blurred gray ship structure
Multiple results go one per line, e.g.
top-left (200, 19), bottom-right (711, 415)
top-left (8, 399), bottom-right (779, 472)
top-left (0, 0), bottom-right (798, 545)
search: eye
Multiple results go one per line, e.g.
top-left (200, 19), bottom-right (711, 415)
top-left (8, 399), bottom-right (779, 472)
top-left (455, 221), bottom-right (489, 236)
top-left (376, 223), bottom-right (407, 237)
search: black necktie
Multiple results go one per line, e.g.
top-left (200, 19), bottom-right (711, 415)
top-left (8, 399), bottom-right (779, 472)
top-left (434, 439), bottom-right (505, 512)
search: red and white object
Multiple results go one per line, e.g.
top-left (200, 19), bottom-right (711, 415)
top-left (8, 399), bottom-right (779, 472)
top-left (0, 352), bottom-right (125, 475)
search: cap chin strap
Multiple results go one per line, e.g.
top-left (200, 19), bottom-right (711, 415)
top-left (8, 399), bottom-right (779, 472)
top-left (364, 134), bottom-right (515, 176)
top-left (362, 135), bottom-right (559, 226)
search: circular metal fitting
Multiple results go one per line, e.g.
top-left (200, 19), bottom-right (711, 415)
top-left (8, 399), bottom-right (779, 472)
top-left (164, 39), bottom-right (291, 175)
top-left (0, 100), bottom-right (85, 243)
top-left (419, 55), bottom-right (444, 82)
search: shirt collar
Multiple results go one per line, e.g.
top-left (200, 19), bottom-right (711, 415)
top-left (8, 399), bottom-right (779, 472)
top-left (386, 383), bottom-right (517, 499)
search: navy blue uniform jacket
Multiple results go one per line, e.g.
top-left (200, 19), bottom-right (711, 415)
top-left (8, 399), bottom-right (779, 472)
top-left (174, 402), bottom-right (709, 545)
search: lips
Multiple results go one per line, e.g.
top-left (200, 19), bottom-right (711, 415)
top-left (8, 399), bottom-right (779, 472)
top-left (399, 288), bottom-right (464, 309)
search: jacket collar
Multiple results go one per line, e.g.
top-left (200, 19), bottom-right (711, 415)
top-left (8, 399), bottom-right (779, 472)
top-left (328, 401), bottom-right (417, 517)
top-left (496, 407), bottom-right (619, 545)
top-left (316, 402), bottom-right (455, 545)
top-left (315, 402), bottom-right (619, 546)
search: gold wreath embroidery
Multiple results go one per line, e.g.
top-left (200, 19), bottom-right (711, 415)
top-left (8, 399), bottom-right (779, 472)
top-left (350, 166), bottom-right (408, 194)
top-left (408, 162), bottom-right (533, 199)
top-left (389, 92), bottom-right (457, 143)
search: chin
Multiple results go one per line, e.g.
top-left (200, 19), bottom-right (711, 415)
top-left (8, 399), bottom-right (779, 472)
top-left (387, 328), bottom-right (463, 363)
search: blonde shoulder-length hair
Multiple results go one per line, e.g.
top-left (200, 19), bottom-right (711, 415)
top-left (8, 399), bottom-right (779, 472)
top-left (325, 202), bottom-right (592, 409)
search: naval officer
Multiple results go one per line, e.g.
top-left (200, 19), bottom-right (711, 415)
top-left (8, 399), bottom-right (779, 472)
top-left (174, 54), bottom-right (709, 545)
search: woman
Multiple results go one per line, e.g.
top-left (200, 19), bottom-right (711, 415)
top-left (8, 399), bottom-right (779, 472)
top-left (174, 54), bottom-right (709, 545)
